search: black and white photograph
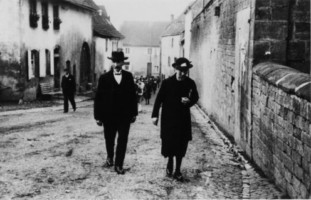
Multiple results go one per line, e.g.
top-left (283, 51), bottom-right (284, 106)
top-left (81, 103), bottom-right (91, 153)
top-left (0, 0), bottom-right (310, 199)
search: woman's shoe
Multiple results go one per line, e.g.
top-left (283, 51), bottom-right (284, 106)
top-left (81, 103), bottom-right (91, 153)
top-left (173, 172), bottom-right (184, 182)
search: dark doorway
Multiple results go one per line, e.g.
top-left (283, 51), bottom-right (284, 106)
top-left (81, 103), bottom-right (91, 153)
top-left (147, 62), bottom-right (152, 77)
top-left (80, 42), bottom-right (91, 90)
top-left (54, 46), bottom-right (60, 88)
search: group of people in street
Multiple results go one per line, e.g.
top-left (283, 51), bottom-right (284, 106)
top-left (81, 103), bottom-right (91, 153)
top-left (63, 50), bottom-right (199, 181)
top-left (135, 75), bottom-right (160, 111)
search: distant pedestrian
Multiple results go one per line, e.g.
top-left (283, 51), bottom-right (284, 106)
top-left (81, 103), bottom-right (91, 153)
top-left (143, 79), bottom-right (152, 105)
top-left (151, 57), bottom-right (199, 181)
top-left (61, 62), bottom-right (76, 113)
top-left (94, 51), bottom-right (138, 175)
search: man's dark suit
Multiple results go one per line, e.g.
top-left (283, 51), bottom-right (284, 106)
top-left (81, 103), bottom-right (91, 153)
top-left (94, 70), bottom-right (138, 168)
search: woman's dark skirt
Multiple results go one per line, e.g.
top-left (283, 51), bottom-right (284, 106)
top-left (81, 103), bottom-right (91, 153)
top-left (161, 138), bottom-right (189, 158)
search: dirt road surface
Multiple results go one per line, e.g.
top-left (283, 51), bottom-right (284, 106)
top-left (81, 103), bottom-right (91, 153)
top-left (0, 98), bottom-right (285, 199)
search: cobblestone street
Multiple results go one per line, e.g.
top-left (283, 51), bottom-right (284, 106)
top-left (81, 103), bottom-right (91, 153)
top-left (0, 98), bottom-right (285, 199)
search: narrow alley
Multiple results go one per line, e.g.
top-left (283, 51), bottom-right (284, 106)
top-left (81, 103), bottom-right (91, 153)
top-left (0, 98), bottom-right (284, 199)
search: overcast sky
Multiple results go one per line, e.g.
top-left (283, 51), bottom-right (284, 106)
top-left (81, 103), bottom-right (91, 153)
top-left (94, 0), bottom-right (194, 29)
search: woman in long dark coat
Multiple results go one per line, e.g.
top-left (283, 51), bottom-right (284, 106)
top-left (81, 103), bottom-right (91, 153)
top-left (151, 57), bottom-right (199, 181)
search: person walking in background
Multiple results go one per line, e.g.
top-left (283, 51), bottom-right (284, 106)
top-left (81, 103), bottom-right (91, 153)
top-left (61, 62), bottom-right (76, 113)
top-left (94, 51), bottom-right (138, 175)
top-left (143, 78), bottom-right (152, 105)
top-left (151, 57), bottom-right (199, 181)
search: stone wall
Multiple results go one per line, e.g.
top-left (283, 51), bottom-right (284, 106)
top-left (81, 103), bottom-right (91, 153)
top-left (252, 62), bottom-right (311, 198)
top-left (254, 0), bottom-right (310, 73)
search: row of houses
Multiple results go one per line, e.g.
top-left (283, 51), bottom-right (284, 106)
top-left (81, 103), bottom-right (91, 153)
top-left (161, 0), bottom-right (310, 198)
top-left (0, 0), bottom-right (123, 101)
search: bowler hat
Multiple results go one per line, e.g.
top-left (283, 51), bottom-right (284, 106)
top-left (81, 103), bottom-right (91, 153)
top-left (172, 57), bottom-right (193, 70)
top-left (108, 51), bottom-right (128, 62)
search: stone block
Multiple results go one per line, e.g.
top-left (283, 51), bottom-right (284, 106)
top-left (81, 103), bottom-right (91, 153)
top-left (294, 164), bottom-right (304, 181)
top-left (307, 103), bottom-right (311, 121)
top-left (292, 96), bottom-right (302, 115)
top-left (299, 182), bottom-right (308, 199)
top-left (287, 182), bottom-right (297, 198)
top-left (292, 150), bottom-right (302, 166)
top-left (302, 158), bottom-right (309, 174)
top-left (303, 145), bottom-right (311, 161)
top-left (254, 21), bottom-right (288, 40)
top-left (293, 127), bottom-right (302, 140)
top-left (284, 167), bottom-right (292, 182)
top-left (302, 132), bottom-right (311, 148)
top-left (303, 173), bottom-right (310, 190)
top-left (288, 41), bottom-right (307, 61)
top-left (292, 175), bottom-right (301, 192)
top-left (271, 5), bottom-right (289, 20)
top-left (256, 7), bottom-right (271, 20)
top-left (294, 138), bottom-right (304, 156)
top-left (283, 153), bottom-right (294, 172)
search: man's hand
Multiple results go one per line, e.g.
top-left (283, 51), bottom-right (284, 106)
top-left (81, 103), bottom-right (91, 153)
top-left (152, 117), bottom-right (158, 126)
top-left (96, 120), bottom-right (103, 126)
top-left (181, 97), bottom-right (190, 105)
top-left (131, 116), bottom-right (136, 123)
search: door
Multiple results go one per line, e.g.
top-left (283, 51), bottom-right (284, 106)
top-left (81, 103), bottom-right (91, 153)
top-left (234, 8), bottom-right (251, 152)
top-left (147, 62), bottom-right (152, 77)
top-left (80, 42), bottom-right (91, 90)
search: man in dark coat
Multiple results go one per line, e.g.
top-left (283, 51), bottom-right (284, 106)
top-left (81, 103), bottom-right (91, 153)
top-left (61, 63), bottom-right (76, 113)
top-left (151, 57), bottom-right (199, 181)
top-left (94, 51), bottom-right (138, 175)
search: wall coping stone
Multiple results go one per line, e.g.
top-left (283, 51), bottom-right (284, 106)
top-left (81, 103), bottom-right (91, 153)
top-left (253, 62), bottom-right (311, 102)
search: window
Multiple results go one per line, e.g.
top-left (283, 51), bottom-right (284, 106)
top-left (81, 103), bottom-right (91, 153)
top-left (148, 48), bottom-right (152, 54)
top-left (171, 38), bottom-right (174, 48)
top-left (29, 0), bottom-right (39, 28)
top-left (125, 48), bottom-right (130, 54)
top-left (42, 2), bottom-right (49, 30)
top-left (45, 49), bottom-right (51, 75)
top-left (53, 5), bottom-right (61, 30)
top-left (168, 56), bottom-right (171, 66)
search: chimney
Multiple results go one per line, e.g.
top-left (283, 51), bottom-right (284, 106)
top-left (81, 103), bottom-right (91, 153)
top-left (171, 14), bottom-right (174, 21)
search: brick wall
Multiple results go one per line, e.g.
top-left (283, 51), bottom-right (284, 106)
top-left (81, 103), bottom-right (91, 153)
top-left (254, 0), bottom-right (310, 73)
top-left (252, 62), bottom-right (311, 198)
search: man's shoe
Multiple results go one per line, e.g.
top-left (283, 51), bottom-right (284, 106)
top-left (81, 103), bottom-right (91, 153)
top-left (166, 168), bottom-right (173, 177)
top-left (103, 158), bottom-right (113, 168)
top-left (63, 111), bottom-right (68, 113)
top-left (115, 166), bottom-right (125, 175)
top-left (73, 108), bottom-right (77, 112)
top-left (173, 172), bottom-right (184, 182)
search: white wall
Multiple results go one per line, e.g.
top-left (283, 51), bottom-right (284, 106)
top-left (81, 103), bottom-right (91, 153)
top-left (0, 0), bottom-right (21, 61)
top-left (160, 35), bottom-right (181, 78)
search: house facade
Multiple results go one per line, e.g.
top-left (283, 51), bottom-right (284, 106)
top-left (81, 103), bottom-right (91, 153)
top-left (120, 21), bottom-right (168, 77)
top-left (160, 15), bottom-right (185, 78)
top-left (0, 0), bottom-right (97, 101)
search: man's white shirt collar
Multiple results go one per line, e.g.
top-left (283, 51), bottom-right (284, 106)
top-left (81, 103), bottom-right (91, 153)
top-left (113, 70), bottom-right (122, 84)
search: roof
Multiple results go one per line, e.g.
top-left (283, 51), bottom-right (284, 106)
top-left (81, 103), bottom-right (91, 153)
top-left (97, 5), bottom-right (108, 17)
top-left (93, 11), bottom-right (124, 39)
top-left (120, 21), bottom-right (169, 47)
top-left (161, 14), bottom-right (185, 37)
top-left (63, 0), bottom-right (98, 11)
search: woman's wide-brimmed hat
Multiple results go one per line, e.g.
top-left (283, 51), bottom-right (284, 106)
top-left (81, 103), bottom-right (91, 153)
top-left (108, 51), bottom-right (128, 62)
top-left (172, 57), bottom-right (193, 70)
